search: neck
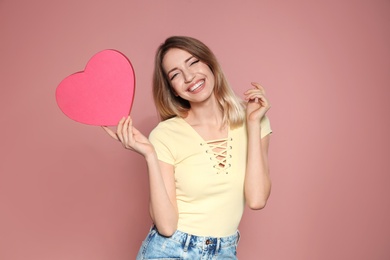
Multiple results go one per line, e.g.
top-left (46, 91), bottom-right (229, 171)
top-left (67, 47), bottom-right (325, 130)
top-left (185, 96), bottom-right (224, 127)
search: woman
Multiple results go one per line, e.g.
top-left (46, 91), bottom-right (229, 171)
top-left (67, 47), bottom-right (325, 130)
top-left (103, 36), bottom-right (272, 259)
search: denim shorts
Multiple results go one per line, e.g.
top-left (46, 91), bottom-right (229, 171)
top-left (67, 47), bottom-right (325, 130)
top-left (136, 226), bottom-right (240, 260)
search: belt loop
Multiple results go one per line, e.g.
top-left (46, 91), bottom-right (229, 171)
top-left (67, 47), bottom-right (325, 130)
top-left (183, 234), bottom-right (191, 252)
top-left (215, 238), bottom-right (221, 256)
top-left (236, 230), bottom-right (241, 246)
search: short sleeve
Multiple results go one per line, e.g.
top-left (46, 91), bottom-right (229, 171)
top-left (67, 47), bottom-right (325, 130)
top-left (149, 127), bottom-right (175, 165)
top-left (260, 115), bottom-right (272, 138)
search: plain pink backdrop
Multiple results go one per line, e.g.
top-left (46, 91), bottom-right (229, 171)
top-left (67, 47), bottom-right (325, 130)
top-left (1, 0), bottom-right (389, 259)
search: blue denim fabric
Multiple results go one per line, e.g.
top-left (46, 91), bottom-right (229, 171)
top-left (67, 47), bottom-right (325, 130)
top-left (136, 226), bottom-right (240, 260)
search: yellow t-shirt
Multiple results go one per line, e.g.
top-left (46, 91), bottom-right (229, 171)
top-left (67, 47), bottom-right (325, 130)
top-left (149, 116), bottom-right (272, 237)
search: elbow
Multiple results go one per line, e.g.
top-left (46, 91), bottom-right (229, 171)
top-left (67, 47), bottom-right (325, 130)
top-left (158, 227), bottom-right (176, 237)
top-left (247, 199), bottom-right (268, 210)
top-left (155, 223), bottom-right (177, 237)
top-left (246, 180), bottom-right (272, 210)
top-left (149, 208), bottom-right (178, 237)
top-left (246, 190), bottom-right (271, 210)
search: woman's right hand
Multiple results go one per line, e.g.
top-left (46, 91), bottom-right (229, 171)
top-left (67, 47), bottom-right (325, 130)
top-left (104, 117), bottom-right (178, 236)
top-left (102, 116), bottom-right (155, 157)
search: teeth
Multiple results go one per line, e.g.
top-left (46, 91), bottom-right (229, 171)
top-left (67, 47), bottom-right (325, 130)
top-left (189, 81), bottom-right (204, 92)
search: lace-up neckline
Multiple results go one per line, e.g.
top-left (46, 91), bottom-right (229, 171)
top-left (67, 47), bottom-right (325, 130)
top-left (177, 117), bottom-right (233, 174)
top-left (201, 137), bottom-right (233, 174)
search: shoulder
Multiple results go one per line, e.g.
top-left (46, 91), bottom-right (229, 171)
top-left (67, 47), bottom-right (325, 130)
top-left (149, 117), bottom-right (186, 140)
top-left (231, 115), bottom-right (272, 138)
top-left (148, 117), bottom-right (192, 162)
top-left (150, 117), bottom-right (182, 133)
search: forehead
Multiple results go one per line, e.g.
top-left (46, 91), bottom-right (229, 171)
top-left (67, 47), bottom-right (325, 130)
top-left (162, 48), bottom-right (192, 71)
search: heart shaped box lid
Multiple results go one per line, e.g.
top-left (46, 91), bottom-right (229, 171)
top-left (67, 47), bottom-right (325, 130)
top-left (56, 49), bottom-right (135, 126)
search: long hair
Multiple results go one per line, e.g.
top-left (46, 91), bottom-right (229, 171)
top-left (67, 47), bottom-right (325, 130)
top-left (152, 36), bottom-right (245, 128)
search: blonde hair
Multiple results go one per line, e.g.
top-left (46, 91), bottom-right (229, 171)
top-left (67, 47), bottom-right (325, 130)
top-left (153, 36), bottom-right (245, 128)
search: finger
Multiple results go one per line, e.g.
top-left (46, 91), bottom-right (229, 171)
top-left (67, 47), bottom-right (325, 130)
top-left (258, 96), bottom-right (271, 109)
top-left (245, 92), bottom-right (262, 102)
top-left (129, 118), bottom-right (135, 144)
top-left (116, 117), bottom-right (126, 142)
top-left (122, 116), bottom-right (131, 146)
top-left (101, 126), bottom-right (119, 140)
top-left (244, 90), bottom-right (265, 100)
top-left (127, 117), bottom-right (135, 146)
top-left (246, 93), bottom-right (266, 102)
top-left (250, 82), bottom-right (266, 94)
top-left (249, 95), bottom-right (271, 109)
top-left (244, 88), bottom-right (265, 97)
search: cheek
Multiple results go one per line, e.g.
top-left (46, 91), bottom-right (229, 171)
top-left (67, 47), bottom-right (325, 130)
top-left (170, 83), bottom-right (180, 95)
top-left (170, 76), bottom-right (184, 90)
top-left (202, 66), bottom-right (215, 80)
top-left (205, 69), bottom-right (215, 84)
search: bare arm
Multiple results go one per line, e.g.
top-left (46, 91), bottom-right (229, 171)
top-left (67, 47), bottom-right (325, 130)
top-left (102, 116), bottom-right (178, 236)
top-left (244, 83), bottom-right (272, 209)
top-left (146, 155), bottom-right (178, 236)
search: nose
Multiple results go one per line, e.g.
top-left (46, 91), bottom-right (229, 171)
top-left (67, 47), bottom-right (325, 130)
top-left (183, 69), bottom-right (195, 83)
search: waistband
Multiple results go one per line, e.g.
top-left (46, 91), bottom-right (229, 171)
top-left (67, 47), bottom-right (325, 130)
top-left (152, 226), bottom-right (240, 251)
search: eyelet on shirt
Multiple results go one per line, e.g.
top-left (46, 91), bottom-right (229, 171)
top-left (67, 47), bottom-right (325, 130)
top-left (201, 138), bottom-right (232, 174)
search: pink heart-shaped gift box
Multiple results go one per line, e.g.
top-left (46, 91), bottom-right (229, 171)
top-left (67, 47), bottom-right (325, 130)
top-left (56, 49), bottom-right (135, 126)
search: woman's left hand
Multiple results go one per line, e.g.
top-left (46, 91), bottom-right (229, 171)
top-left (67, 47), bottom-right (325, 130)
top-left (244, 82), bottom-right (271, 122)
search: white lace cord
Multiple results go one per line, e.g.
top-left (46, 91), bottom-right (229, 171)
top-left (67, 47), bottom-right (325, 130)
top-left (204, 138), bottom-right (232, 174)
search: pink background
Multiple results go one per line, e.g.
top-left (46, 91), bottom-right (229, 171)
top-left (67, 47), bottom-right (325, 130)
top-left (1, 0), bottom-right (389, 259)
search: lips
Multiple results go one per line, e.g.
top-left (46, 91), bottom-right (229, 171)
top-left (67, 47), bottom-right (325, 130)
top-left (188, 80), bottom-right (204, 92)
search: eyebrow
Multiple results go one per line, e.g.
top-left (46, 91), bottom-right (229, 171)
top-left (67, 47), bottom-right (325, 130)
top-left (166, 55), bottom-right (194, 75)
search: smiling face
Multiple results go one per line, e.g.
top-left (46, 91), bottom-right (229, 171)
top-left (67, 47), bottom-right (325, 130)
top-left (162, 48), bottom-right (215, 104)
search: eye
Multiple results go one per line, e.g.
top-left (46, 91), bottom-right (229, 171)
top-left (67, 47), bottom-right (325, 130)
top-left (170, 72), bottom-right (179, 80)
top-left (190, 59), bottom-right (200, 66)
